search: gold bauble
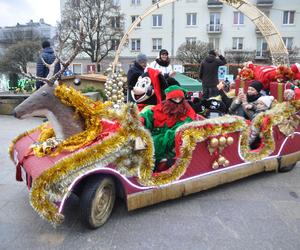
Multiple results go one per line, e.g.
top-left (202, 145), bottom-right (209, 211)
top-left (112, 89), bottom-right (117, 94)
top-left (212, 161), bottom-right (219, 169)
top-left (218, 156), bottom-right (226, 165)
top-left (210, 138), bottom-right (219, 148)
top-left (118, 81), bottom-right (124, 87)
top-left (112, 95), bottom-right (118, 101)
top-left (112, 83), bottom-right (118, 88)
top-left (226, 137), bottom-right (234, 145)
top-left (219, 136), bottom-right (226, 146)
top-left (224, 160), bottom-right (230, 167)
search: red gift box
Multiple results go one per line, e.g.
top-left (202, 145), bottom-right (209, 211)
top-left (235, 79), bottom-right (254, 96)
top-left (269, 82), bottom-right (292, 102)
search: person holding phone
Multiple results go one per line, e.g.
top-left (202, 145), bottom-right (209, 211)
top-left (217, 80), bottom-right (263, 119)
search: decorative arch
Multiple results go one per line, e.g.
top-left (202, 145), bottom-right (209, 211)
top-left (112, 0), bottom-right (289, 70)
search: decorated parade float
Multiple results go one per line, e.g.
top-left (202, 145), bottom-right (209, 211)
top-left (9, 0), bottom-right (300, 229)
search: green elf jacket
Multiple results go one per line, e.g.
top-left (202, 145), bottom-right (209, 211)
top-left (140, 102), bottom-right (196, 162)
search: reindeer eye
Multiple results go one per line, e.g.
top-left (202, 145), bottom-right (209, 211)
top-left (42, 91), bottom-right (47, 96)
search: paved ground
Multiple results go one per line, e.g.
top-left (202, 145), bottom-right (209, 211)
top-left (1, 115), bottom-right (300, 250)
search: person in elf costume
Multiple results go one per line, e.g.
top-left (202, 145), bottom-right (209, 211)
top-left (140, 85), bottom-right (196, 170)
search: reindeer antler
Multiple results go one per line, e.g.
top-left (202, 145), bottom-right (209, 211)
top-left (21, 20), bottom-right (88, 86)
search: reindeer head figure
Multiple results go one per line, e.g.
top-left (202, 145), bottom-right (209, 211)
top-left (13, 22), bottom-right (89, 140)
top-left (13, 81), bottom-right (85, 140)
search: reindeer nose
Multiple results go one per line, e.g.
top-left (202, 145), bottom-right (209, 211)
top-left (12, 110), bottom-right (17, 118)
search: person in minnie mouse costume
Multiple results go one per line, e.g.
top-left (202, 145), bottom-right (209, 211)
top-left (130, 67), bottom-right (169, 111)
top-left (140, 85), bottom-right (196, 171)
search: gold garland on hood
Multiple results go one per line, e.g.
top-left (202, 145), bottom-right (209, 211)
top-left (29, 103), bottom-right (155, 225)
top-left (32, 85), bottom-right (114, 157)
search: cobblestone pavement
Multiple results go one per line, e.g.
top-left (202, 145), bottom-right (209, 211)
top-left (1, 115), bottom-right (300, 250)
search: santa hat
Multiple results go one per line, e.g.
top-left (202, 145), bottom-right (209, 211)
top-left (257, 95), bottom-right (274, 108)
top-left (165, 85), bottom-right (187, 100)
top-left (291, 63), bottom-right (300, 74)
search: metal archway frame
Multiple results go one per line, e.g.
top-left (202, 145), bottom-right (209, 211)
top-left (112, 0), bottom-right (289, 70)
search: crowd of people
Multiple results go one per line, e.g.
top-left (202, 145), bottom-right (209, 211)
top-left (125, 48), bottom-right (298, 171)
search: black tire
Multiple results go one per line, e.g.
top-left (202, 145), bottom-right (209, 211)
top-left (80, 176), bottom-right (116, 229)
top-left (279, 163), bottom-right (296, 173)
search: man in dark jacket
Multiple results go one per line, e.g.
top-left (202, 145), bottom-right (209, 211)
top-left (127, 53), bottom-right (148, 102)
top-left (199, 50), bottom-right (227, 99)
top-left (36, 41), bottom-right (61, 89)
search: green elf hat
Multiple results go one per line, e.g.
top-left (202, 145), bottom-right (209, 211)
top-left (165, 85), bottom-right (187, 100)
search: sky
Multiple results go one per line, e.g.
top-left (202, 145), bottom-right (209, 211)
top-left (0, 0), bottom-right (61, 27)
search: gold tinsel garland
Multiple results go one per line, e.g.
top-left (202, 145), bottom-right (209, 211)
top-left (32, 85), bottom-right (114, 157)
top-left (240, 100), bottom-right (300, 161)
top-left (29, 103), bottom-right (155, 225)
top-left (9, 123), bottom-right (46, 161)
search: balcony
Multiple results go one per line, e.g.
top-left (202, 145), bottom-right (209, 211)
top-left (207, 0), bottom-right (223, 8)
top-left (207, 24), bottom-right (222, 33)
top-left (256, 0), bottom-right (273, 7)
top-left (255, 27), bottom-right (262, 34)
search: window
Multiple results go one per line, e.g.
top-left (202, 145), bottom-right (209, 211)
top-left (208, 37), bottom-right (220, 50)
top-left (71, 0), bottom-right (80, 7)
top-left (131, 0), bottom-right (141, 5)
top-left (152, 15), bottom-right (162, 27)
top-left (232, 37), bottom-right (243, 50)
top-left (283, 11), bottom-right (295, 25)
top-left (111, 39), bottom-right (120, 51)
top-left (283, 37), bottom-right (293, 50)
top-left (186, 37), bottom-right (196, 45)
top-left (233, 11), bottom-right (244, 25)
top-left (152, 38), bottom-right (162, 51)
top-left (72, 63), bottom-right (82, 75)
top-left (187, 13), bottom-right (197, 26)
top-left (256, 38), bottom-right (268, 57)
top-left (131, 15), bottom-right (141, 27)
top-left (209, 12), bottom-right (221, 31)
top-left (131, 39), bottom-right (141, 51)
top-left (111, 16), bottom-right (120, 28)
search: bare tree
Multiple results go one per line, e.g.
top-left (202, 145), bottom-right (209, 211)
top-left (176, 41), bottom-right (210, 64)
top-left (224, 50), bottom-right (256, 66)
top-left (288, 46), bottom-right (300, 64)
top-left (58, 0), bottom-right (124, 71)
top-left (0, 40), bottom-right (40, 74)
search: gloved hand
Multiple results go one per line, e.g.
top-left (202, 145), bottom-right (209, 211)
top-left (146, 85), bottom-right (153, 96)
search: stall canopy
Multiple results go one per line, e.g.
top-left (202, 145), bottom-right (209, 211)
top-left (174, 73), bottom-right (202, 92)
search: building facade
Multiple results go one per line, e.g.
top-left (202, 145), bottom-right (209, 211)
top-left (59, 0), bottom-right (300, 73)
top-left (120, 0), bottom-right (300, 63)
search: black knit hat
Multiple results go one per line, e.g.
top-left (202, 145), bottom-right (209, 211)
top-left (159, 49), bottom-right (169, 57)
top-left (249, 80), bottom-right (263, 93)
top-left (208, 50), bottom-right (217, 56)
top-left (42, 40), bottom-right (51, 49)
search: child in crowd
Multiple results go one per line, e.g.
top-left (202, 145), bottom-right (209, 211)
top-left (244, 95), bottom-right (274, 120)
top-left (248, 95), bottom-right (274, 148)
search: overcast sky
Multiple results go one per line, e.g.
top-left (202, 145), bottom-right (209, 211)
top-left (0, 0), bottom-right (60, 27)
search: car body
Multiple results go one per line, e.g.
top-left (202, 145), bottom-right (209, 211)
top-left (10, 100), bottom-right (300, 228)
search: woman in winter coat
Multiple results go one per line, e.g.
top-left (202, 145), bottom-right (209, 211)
top-left (149, 49), bottom-right (176, 79)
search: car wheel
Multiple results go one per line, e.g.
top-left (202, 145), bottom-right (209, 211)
top-left (279, 163), bottom-right (296, 173)
top-left (80, 176), bottom-right (116, 229)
